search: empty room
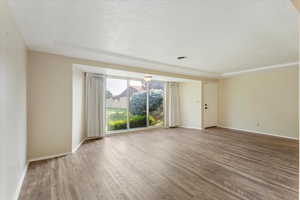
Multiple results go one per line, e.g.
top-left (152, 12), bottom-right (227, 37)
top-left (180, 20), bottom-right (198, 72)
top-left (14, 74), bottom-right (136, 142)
top-left (1, 0), bottom-right (299, 200)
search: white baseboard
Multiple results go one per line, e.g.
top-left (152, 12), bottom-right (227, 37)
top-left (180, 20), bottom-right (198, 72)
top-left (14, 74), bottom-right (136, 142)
top-left (180, 126), bottom-right (203, 130)
top-left (16, 139), bottom-right (85, 199)
top-left (72, 139), bottom-right (86, 153)
top-left (29, 136), bottom-right (100, 162)
top-left (14, 163), bottom-right (28, 200)
top-left (28, 152), bottom-right (71, 163)
top-left (218, 125), bottom-right (299, 140)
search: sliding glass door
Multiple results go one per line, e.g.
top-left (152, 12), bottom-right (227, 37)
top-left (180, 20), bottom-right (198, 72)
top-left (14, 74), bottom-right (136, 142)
top-left (149, 81), bottom-right (164, 126)
top-left (105, 77), bottom-right (165, 133)
top-left (129, 80), bottom-right (147, 128)
top-left (105, 78), bottom-right (128, 131)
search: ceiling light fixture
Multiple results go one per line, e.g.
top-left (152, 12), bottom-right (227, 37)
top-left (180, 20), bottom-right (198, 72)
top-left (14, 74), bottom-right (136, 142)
top-left (177, 56), bottom-right (187, 60)
top-left (144, 75), bottom-right (152, 82)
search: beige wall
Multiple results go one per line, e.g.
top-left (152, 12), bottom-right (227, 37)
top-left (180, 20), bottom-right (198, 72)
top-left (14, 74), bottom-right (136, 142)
top-left (72, 67), bottom-right (86, 151)
top-left (27, 51), bottom-right (214, 160)
top-left (291, 0), bottom-right (300, 12)
top-left (0, 0), bottom-right (28, 199)
top-left (27, 52), bottom-right (73, 159)
top-left (179, 82), bottom-right (202, 129)
top-left (218, 66), bottom-right (299, 138)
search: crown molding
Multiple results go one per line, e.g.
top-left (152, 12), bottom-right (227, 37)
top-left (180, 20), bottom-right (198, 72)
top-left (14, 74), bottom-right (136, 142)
top-left (221, 62), bottom-right (299, 77)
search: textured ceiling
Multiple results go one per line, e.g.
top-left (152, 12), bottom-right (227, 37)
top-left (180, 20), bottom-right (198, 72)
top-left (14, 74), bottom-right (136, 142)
top-left (9, 0), bottom-right (299, 77)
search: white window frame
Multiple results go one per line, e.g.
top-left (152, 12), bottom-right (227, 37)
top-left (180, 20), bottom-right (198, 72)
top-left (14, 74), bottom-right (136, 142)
top-left (104, 75), bottom-right (165, 135)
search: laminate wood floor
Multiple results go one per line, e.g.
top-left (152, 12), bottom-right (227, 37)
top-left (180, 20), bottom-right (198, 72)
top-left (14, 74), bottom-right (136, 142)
top-left (19, 127), bottom-right (299, 200)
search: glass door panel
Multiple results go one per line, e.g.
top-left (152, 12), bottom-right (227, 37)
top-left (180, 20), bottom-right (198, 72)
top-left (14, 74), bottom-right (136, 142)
top-left (149, 81), bottom-right (164, 126)
top-left (129, 80), bottom-right (147, 128)
top-left (106, 78), bottom-right (128, 131)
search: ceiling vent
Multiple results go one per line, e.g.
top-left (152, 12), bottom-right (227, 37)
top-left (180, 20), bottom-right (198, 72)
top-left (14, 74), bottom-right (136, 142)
top-left (177, 56), bottom-right (187, 60)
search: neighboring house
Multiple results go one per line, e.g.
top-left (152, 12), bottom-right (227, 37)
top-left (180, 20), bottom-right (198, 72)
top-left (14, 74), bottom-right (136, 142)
top-left (106, 97), bottom-right (127, 108)
top-left (106, 86), bottom-right (145, 108)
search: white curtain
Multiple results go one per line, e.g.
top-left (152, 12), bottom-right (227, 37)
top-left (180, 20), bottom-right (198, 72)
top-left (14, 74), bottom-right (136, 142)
top-left (86, 73), bottom-right (105, 138)
top-left (165, 82), bottom-right (181, 128)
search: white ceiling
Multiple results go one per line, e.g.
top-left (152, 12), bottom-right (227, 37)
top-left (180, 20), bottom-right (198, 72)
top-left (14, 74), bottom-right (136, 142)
top-left (9, 0), bottom-right (299, 77)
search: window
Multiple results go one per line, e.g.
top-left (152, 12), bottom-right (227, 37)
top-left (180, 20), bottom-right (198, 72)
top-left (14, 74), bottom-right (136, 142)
top-left (129, 80), bottom-right (147, 128)
top-left (105, 78), bottom-right (128, 131)
top-left (105, 78), bottom-right (165, 133)
top-left (148, 81), bottom-right (164, 126)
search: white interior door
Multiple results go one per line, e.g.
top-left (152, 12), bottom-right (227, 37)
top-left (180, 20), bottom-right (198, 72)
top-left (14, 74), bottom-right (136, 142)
top-left (202, 82), bottom-right (218, 128)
